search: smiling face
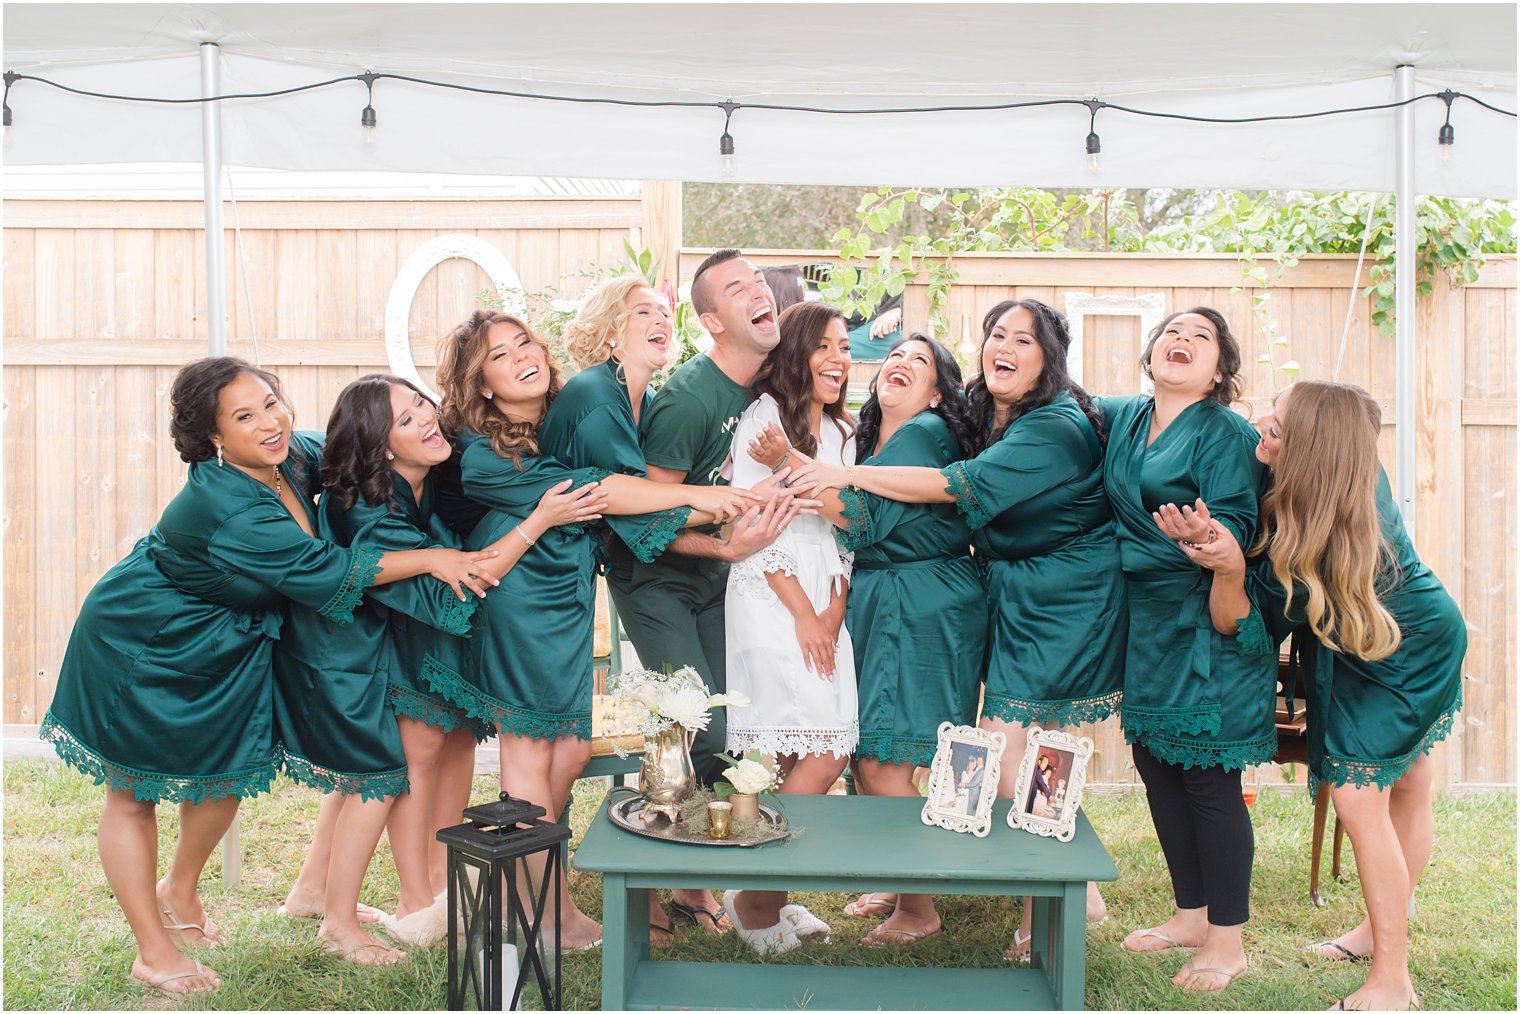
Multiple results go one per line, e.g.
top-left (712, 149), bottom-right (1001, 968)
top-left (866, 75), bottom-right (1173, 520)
top-left (1254, 384), bottom-right (1292, 467)
top-left (214, 370), bottom-right (292, 471)
top-left (387, 383), bottom-right (450, 471)
top-left (616, 285), bottom-right (674, 373)
top-left (699, 257), bottom-right (779, 353)
top-left (1148, 312), bottom-right (1221, 398)
top-left (877, 338), bottom-right (940, 418)
top-left (981, 305), bottom-right (1045, 407)
top-left (480, 320), bottom-right (551, 421)
top-left (809, 317), bottom-right (852, 408)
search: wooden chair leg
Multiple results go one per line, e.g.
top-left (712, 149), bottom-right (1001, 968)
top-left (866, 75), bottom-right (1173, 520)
top-left (1332, 813), bottom-right (1348, 881)
top-left (1309, 782), bottom-right (1330, 907)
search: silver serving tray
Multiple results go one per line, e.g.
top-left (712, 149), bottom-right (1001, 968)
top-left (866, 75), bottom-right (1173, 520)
top-left (605, 787), bottom-right (790, 847)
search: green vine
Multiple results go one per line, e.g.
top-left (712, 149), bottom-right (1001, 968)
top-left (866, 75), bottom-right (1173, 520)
top-left (823, 187), bottom-right (1515, 366)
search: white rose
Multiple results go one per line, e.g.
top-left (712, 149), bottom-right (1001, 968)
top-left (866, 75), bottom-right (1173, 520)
top-left (705, 692), bottom-right (751, 710)
top-left (722, 758), bottom-right (773, 795)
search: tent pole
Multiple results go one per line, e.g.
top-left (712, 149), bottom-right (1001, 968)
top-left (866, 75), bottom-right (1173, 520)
top-left (201, 42), bottom-right (227, 355)
top-left (1393, 64), bottom-right (1416, 533)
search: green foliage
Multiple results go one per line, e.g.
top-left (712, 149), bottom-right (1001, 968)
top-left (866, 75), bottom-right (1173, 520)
top-left (478, 242), bottom-right (706, 377)
top-left (825, 186), bottom-right (1516, 350)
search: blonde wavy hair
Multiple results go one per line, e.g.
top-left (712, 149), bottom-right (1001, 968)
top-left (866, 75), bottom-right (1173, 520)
top-left (562, 275), bottom-right (653, 370)
top-left (435, 310), bottom-right (562, 467)
top-left (1252, 380), bottom-right (1401, 661)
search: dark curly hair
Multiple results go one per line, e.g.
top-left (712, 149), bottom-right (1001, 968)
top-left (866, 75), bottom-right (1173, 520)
top-left (321, 374), bottom-right (438, 512)
top-left (1139, 306), bottom-right (1244, 405)
top-left (854, 334), bottom-right (973, 461)
top-left (752, 301), bottom-right (854, 457)
top-left (964, 299), bottom-right (1105, 455)
top-left (169, 356), bottom-right (295, 462)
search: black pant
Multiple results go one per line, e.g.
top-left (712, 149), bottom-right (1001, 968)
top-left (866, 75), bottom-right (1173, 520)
top-left (1131, 742), bottom-right (1254, 926)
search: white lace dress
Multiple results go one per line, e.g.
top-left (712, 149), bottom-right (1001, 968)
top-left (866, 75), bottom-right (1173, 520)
top-left (725, 394), bottom-right (859, 759)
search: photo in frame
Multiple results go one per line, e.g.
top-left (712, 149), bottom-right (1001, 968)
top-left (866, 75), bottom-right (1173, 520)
top-left (921, 722), bottom-right (1006, 837)
top-left (1008, 728), bottom-right (1094, 842)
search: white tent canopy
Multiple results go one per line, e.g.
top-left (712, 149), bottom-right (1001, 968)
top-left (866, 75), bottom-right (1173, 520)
top-left (3, 2), bottom-right (1515, 197)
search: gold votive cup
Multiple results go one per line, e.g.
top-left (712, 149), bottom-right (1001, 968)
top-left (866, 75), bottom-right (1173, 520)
top-left (729, 792), bottom-right (761, 823)
top-left (707, 800), bottom-right (734, 839)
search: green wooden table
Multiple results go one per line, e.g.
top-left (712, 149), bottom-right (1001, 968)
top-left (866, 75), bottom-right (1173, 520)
top-left (574, 793), bottom-right (1118, 1011)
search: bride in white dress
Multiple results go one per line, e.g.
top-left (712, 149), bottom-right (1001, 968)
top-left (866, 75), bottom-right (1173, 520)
top-left (722, 301), bottom-right (858, 955)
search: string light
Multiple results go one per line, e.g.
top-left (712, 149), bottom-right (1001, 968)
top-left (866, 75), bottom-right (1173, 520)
top-left (359, 71), bottom-right (378, 145)
top-left (3, 71), bottom-right (15, 145)
top-left (718, 99), bottom-right (738, 179)
top-left (0, 69), bottom-right (1511, 172)
top-left (1437, 88), bottom-right (1457, 164)
top-left (1084, 99), bottom-right (1104, 172)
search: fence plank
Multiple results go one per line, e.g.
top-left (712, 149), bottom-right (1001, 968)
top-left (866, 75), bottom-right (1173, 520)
top-left (4, 369), bottom-right (36, 723)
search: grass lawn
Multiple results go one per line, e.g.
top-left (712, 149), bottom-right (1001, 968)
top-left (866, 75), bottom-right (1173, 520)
top-left (3, 758), bottom-right (1514, 1011)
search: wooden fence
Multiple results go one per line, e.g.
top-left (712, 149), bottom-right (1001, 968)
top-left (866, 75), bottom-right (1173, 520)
top-left (2, 196), bottom-right (1511, 789)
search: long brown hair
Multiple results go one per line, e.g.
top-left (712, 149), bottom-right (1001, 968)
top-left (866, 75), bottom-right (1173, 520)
top-left (752, 301), bottom-right (854, 456)
top-left (1253, 381), bottom-right (1401, 660)
top-left (435, 310), bottom-right (562, 467)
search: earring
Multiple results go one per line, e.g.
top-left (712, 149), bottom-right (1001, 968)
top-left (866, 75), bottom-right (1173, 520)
top-left (1215, 374), bottom-right (1223, 384)
top-left (930, 398), bottom-right (942, 408)
top-left (215, 442), bottom-right (224, 466)
top-left (484, 389), bottom-right (494, 400)
top-left (609, 340), bottom-right (617, 349)
top-left (386, 451), bottom-right (395, 461)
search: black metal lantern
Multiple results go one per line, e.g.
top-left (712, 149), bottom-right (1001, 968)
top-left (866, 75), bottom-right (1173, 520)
top-left (436, 792), bottom-right (571, 1011)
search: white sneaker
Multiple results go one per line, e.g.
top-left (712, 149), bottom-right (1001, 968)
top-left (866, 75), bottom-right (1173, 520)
top-left (722, 891), bottom-right (801, 958)
top-left (779, 903), bottom-right (831, 944)
top-left (381, 895), bottom-right (449, 947)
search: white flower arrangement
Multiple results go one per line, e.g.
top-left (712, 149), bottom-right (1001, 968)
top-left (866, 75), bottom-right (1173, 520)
top-left (714, 749), bottom-right (781, 797)
top-left (604, 665), bottom-right (749, 740)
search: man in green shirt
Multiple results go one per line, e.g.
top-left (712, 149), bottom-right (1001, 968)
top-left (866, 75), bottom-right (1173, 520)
top-left (606, 249), bottom-right (801, 933)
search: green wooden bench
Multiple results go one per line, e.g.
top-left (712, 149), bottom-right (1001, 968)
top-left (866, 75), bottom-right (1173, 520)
top-left (574, 793), bottom-right (1118, 1011)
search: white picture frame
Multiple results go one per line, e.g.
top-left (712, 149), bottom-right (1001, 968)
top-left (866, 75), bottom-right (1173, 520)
top-left (921, 722), bottom-right (1006, 837)
top-left (1008, 728), bottom-right (1094, 843)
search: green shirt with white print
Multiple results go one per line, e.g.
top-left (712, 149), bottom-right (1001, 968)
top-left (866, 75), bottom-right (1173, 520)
top-left (640, 353), bottom-right (754, 486)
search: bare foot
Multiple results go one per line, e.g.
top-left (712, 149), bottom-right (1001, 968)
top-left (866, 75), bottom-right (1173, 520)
top-left (865, 910), bottom-right (941, 946)
top-left (318, 925), bottom-right (406, 966)
top-left (843, 893), bottom-right (897, 919)
top-left (1173, 943), bottom-right (1248, 991)
top-left (553, 908), bottom-right (603, 951)
top-left (1331, 976), bottom-right (1419, 1011)
top-left (131, 953), bottom-right (221, 994)
top-left (278, 886), bottom-right (384, 923)
top-left (1309, 920), bottom-right (1374, 961)
top-left (1087, 882), bottom-right (1109, 924)
top-left (155, 877), bottom-right (221, 948)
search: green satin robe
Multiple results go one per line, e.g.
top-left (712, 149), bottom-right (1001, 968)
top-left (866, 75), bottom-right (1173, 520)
top-left (429, 430), bottom-right (605, 741)
top-left (1237, 468), bottom-right (1465, 790)
top-left (837, 411), bottom-right (986, 766)
top-left (40, 432), bottom-right (381, 803)
top-left (537, 358), bottom-right (690, 564)
top-left (274, 469), bottom-right (482, 801)
top-left (943, 392), bottom-right (1127, 726)
top-left (1101, 396), bottom-right (1276, 771)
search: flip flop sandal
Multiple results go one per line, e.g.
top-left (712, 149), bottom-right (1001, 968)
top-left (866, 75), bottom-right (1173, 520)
top-left (650, 912), bottom-right (678, 945)
top-left (158, 899), bottom-right (222, 949)
top-left (843, 894), bottom-right (897, 919)
top-left (1309, 939), bottom-right (1370, 962)
top-left (143, 959), bottom-right (220, 995)
top-left (671, 900), bottom-right (731, 932)
top-left (278, 901), bottom-right (386, 924)
top-left (1122, 927), bottom-right (1192, 953)
top-left (1177, 957), bottom-right (1249, 992)
top-left (863, 923), bottom-right (942, 947)
top-left (1003, 927), bottom-right (1033, 962)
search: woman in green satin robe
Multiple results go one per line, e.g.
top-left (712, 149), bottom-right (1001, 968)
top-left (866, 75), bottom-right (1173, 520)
top-left (275, 375), bottom-right (604, 961)
top-left (432, 310), bottom-right (761, 949)
top-left (1170, 381), bottom-right (1464, 1012)
top-left (1100, 308), bottom-right (1271, 994)
top-left (788, 305), bottom-right (1124, 954)
top-left (38, 358), bottom-right (493, 994)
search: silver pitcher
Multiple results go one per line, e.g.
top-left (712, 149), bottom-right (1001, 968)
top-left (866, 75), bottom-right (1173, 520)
top-left (638, 724), bottom-right (696, 824)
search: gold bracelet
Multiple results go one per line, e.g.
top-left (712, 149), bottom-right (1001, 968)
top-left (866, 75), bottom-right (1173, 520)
top-left (515, 526), bottom-right (536, 548)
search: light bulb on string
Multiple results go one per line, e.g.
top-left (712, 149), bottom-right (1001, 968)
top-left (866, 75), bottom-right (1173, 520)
top-left (1084, 99), bottom-right (1104, 173)
top-left (718, 99), bottom-right (739, 180)
top-left (359, 71), bottom-right (379, 147)
top-left (1437, 89), bottom-right (1457, 165)
top-left (3, 71), bottom-right (15, 146)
